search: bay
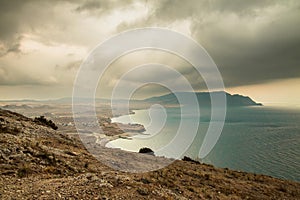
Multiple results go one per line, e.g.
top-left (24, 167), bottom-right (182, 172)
top-left (108, 106), bottom-right (300, 182)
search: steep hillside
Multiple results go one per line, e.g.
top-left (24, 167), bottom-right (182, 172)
top-left (0, 108), bottom-right (299, 200)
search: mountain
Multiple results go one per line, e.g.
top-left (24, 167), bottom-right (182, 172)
top-left (1, 104), bottom-right (32, 109)
top-left (0, 92), bottom-right (262, 107)
top-left (144, 91), bottom-right (262, 107)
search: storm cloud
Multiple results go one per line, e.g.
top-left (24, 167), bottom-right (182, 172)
top-left (0, 0), bottom-right (299, 100)
top-left (118, 0), bottom-right (300, 87)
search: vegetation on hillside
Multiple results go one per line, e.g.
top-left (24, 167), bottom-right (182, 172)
top-left (34, 116), bottom-right (58, 130)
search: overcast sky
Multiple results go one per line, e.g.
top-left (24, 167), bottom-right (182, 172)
top-left (0, 0), bottom-right (299, 105)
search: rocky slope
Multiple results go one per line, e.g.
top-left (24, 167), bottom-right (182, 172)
top-left (0, 108), bottom-right (299, 199)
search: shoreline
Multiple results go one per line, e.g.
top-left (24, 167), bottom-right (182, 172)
top-left (2, 104), bottom-right (300, 183)
top-left (99, 109), bottom-right (148, 150)
top-left (1, 101), bottom-right (300, 199)
top-left (101, 107), bottom-right (300, 183)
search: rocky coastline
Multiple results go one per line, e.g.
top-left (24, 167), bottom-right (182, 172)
top-left (1, 108), bottom-right (300, 199)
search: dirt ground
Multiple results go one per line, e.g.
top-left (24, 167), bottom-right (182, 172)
top-left (1, 108), bottom-right (299, 199)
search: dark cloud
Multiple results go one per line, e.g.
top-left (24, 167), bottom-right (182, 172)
top-left (0, 0), bottom-right (299, 97)
top-left (74, 0), bottom-right (134, 15)
top-left (0, 0), bottom-right (142, 53)
top-left (148, 0), bottom-right (275, 23)
top-left (0, 1), bottom-right (27, 56)
top-left (75, 1), bottom-right (103, 12)
top-left (0, 0), bottom-right (63, 56)
top-left (118, 0), bottom-right (300, 87)
top-left (0, 0), bottom-right (85, 56)
top-left (191, 3), bottom-right (300, 87)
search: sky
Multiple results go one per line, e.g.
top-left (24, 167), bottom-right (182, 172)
top-left (0, 0), bottom-right (299, 105)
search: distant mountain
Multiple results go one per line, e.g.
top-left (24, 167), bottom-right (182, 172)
top-left (1, 104), bottom-right (32, 109)
top-left (0, 92), bottom-right (262, 107)
top-left (0, 99), bottom-right (38, 103)
top-left (144, 91), bottom-right (262, 107)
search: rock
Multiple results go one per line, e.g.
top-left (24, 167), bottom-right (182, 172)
top-left (138, 147), bottom-right (155, 156)
top-left (99, 182), bottom-right (113, 188)
top-left (137, 187), bottom-right (149, 196)
top-left (90, 175), bottom-right (100, 182)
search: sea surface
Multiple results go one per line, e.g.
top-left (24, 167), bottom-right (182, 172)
top-left (108, 106), bottom-right (300, 182)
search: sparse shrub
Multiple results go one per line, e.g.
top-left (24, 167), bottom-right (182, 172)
top-left (0, 124), bottom-right (20, 135)
top-left (36, 152), bottom-right (56, 166)
top-left (204, 174), bottom-right (210, 180)
top-left (187, 186), bottom-right (195, 192)
top-left (137, 187), bottom-right (149, 196)
top-left (182, 156), bottom-right (200, 164)
top-left (140, 178), bottom-right (151, 184)
top-left (0, 125), bottom-right (8, 132)
top-left (17, 164), bottom-right (32, 178)
top-left (278, 185), bottom-right (287, 192)
top-left (12, 127), bottom-right (19, 133)
top-left (34, 116), bottom-right (58, 130)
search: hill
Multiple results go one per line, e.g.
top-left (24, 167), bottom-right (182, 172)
top-left (144, 91), bottom-right (262, 107)
top-left (1, 108), bottom-right (299, 199)
top-left (0, 92), bottom-right (262, 107)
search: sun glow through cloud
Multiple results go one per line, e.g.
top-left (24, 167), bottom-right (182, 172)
top-left (0, 0), bottom-right (299, 105)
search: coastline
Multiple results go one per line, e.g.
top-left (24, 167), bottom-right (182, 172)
top-left (99, 109), bottom-right (148, 149)
top-left (1, 108), bottom-right (300, 199)
top-left (101, 106), bottom-right (300, 183)
top-left (2, 103), bottom-right (300, 182)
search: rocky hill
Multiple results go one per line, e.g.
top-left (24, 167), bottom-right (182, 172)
top-left (0, 108), bottom-right (299, 199)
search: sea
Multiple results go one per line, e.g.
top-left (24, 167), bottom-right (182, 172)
top-left (107, 105), bottom-right (300, 182)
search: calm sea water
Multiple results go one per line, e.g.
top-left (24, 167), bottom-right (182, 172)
top-left (108, 106), bottom-right (300, 182)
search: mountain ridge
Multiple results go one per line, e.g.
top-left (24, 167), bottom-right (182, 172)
top-left (144, 91), bottom-right (262, 107)
top-left (0, 91), bottom-right (262, 107)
